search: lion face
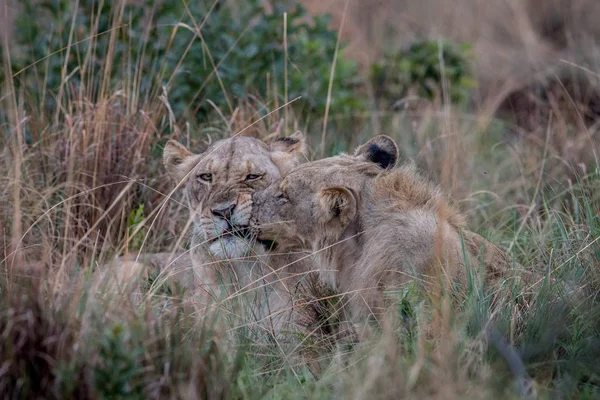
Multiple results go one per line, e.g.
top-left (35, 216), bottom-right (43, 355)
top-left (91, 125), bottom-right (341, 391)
top-left (164, 133), bottom-right (306, 259)
top-left (251, 136), bottom-right (399, 249)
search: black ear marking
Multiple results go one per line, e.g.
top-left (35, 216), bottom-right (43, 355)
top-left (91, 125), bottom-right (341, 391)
top-left (331, 197), bottom-right (344, 217)
top-left (355, 135), bottom-right (399, 169)
top-left (366, 143), bottom-right (396, 169)
top-left (269, 131), bottom-right (306, 154)
top-left (274, 136), bottom-right (299, 145)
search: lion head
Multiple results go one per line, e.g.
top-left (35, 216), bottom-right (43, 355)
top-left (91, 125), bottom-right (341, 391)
top-left (251, 135), bottom-right (399, 250)
top-left (164, 132), bottom-right (306, 259)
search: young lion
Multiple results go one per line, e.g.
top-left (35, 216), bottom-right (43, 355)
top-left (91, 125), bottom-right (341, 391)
top-left (251, 135), bottom-right (522, 329)
top-left (163, 132), bottom-right (321, 342)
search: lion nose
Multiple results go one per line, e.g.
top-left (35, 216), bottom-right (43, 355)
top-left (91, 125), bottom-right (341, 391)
top-left (212, 204), bottom-right (236, 220)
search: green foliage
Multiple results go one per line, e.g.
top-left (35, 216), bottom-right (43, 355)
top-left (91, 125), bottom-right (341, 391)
top-left (370, 39), bottom-right (476, 108)
top-left (92, 324), bottom-right (145, 399)
top-left (157, 1), bottom-right (364, 119)
top-left (127, 204), bottom-right (145, 251)
top-left (7, 0), bottom-right (364, 122)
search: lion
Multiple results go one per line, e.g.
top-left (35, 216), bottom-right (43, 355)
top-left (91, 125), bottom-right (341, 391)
top-left (251, 135), bottom-right (525, 332)
top-left (162, 132), bottom-right (325, 343)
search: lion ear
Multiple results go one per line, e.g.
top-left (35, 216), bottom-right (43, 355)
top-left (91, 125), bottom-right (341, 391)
top-left (163, 140), bottom-right (195, 182)
top-left (269, 131), bottom-right (307, 174)
top-left (354, 135), bottom-right (399, 169)
top-left (316, 186), bottom-right (357, 228)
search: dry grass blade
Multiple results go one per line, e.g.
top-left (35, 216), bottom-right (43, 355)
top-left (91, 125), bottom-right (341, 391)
top-left (320, 0), bottom-right (349, 158)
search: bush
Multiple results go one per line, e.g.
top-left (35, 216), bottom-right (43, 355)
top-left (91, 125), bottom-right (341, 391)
top-left (7, 0), bottom-right (364, 123)
top-left (370, 38), bottom-right (475, 108)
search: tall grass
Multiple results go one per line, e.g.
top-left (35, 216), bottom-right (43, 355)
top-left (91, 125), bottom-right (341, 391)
top-left (2, 1), bottom-right (600, 398)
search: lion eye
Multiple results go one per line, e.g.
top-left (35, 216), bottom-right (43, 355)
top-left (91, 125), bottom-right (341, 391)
top-left (246, 174), bottom-right (262, 182)
top-left (198, 173), bottom-right (212, 183)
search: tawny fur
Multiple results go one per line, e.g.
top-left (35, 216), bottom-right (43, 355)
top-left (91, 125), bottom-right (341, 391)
top-left (163, 133), bottom-right (320, 343)
top-left (252, 136), bottom-right (524, 330)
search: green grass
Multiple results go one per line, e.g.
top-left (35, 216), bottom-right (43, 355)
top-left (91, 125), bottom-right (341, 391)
top-left (2, 1), bottom-right (600, 399)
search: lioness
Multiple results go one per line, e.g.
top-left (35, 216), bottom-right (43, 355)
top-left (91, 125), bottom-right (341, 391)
top-left (251, 135), bottom-right (521, 329)
top-left (163, 133), bottom-right (319, 340)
